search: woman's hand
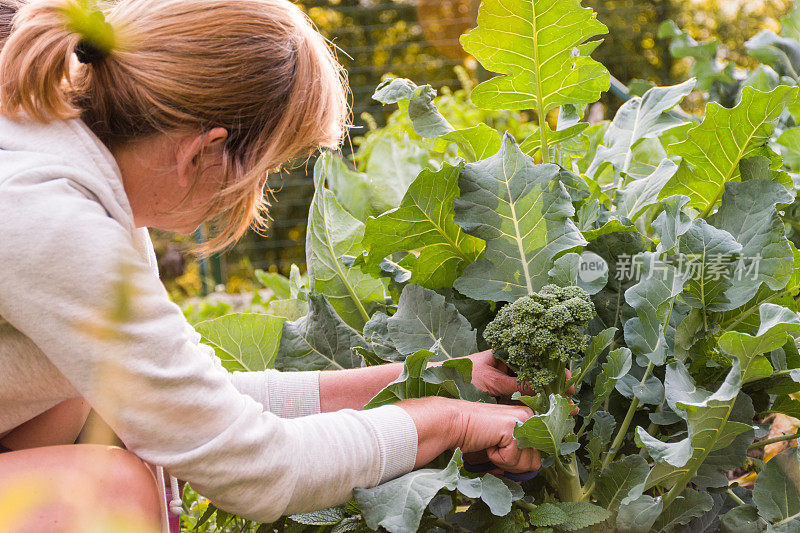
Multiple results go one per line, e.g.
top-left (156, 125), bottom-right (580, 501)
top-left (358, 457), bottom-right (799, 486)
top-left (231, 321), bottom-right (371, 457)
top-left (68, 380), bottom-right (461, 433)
top-left (442, 350), bottom-right (575, 399)
top-left (462, 350), bottom-right (521, 398)
top-left (397, 396), bottom-right (540, 473)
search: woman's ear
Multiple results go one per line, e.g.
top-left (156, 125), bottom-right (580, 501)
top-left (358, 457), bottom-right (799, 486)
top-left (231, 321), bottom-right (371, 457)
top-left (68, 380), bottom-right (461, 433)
top-left (176, 127), bottom-right (229, 188)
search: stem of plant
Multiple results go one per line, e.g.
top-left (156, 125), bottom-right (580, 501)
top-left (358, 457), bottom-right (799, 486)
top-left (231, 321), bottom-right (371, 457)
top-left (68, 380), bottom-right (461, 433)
top-left (726, 489), bottom-right (746, 507)
top-left (748, 432), bottom-right (800, 450)
top-left (554, 456), bottom-right (585, 502)
top-left (603, 362), bottom-right (654, 469)
top-left (581, 361), bottom-right (655, 499)
top-left (514, 500), bottom-right (537, 512)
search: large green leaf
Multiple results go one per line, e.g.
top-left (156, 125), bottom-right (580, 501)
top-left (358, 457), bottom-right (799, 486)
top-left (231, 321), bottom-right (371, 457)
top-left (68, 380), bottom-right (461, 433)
top-left (289, 507), bottom-right (345, 526)
top-left (594, 455), bottom-right (649, 511)
top-left (660, 86), bottom-right (798, 217)
top-left (364, 132), bottom-right (430, 215)
top-left (708, 179), bottom-right (794, 310)
top-left (616, 495), bottom-right (663, 533)
top-left (365, 350), bottom-right (490, 408)
top-left (650, 488), bottom-right (715, 533)
top-left (364, 162), bottom-right (484, 289)
top-left (753, 447), bottom-right (800, 529)
top-left (275, 294), bottom-right (366, 371)
top-left (267, 299), bottom-right (308, 321)
top-left (719, 505), bottom-right (765, 533)
top-left (362, 312), bottom-right (403, 362)
top-left (453, 134), bottom-right (586, 301)
top-left (456, 474), bottom-right (521, 517)
top-left (718, 303), bottom-right (800, 384)
top-left (694, 414), bottom-right (755, 490)
top-left (615, 159), bottom-right (679, 222)
top-left (547, 252), bottom-right (608, 295)
top-left (639, 360), bottom-right (748, 492)
top-left (616, 374), bottom-right (665, 406)
top-left (586, 231), bottom-right (649, 338)
top-left (588, 79), bottom-right (694, 179)
top-left (460, 0), bottom-right (609, 112)
top-left (675, 219), bottom-right (742, 313)
top-left (387, 284), bottom-right (477, 359)
top-left (196, 313), bottom-right (285, 372)
top-left (255, 270), bottom-right (292, 300)
top-left (513, 394), bottom-right (575, 455)
top-left (652, 195), bottom-right (692, 253)
top-left (623, 251), bottom-right (688, 365)
top-left (592, 347), bottom-right (632, 411)
top-left (716, 241), bottom-right (800, 333)
top-left (528, 502), bottom-right (611, 531)
top-left (322, 154), bottom-right (372, 221)
top-left (355, 450), bottom-right (462, 533)
top-left (528, 503), bottom-right (569, 527)
top-left (441, 124), bottom-right (503, 163)
top-left (459, 0), bottom-right (609, 156)
top-left (307, 154), bottom-right (387, 330)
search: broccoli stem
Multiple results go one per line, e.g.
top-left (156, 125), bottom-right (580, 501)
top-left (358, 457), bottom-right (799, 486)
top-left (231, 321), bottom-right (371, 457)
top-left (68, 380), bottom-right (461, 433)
top-left (554, 456), bottom-right (585, 502)
top-left (544, 357), bottom-right (567, 398)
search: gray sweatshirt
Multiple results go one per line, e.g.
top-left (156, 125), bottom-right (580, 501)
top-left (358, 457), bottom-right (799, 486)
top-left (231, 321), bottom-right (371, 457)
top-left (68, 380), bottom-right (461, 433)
top-left (0, 115), bottom-right (418, 522)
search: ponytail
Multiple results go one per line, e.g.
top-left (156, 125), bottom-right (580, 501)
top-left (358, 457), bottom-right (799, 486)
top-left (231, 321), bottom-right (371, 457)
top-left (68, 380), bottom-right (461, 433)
top-left (0, 0), bottom-right (115, 122)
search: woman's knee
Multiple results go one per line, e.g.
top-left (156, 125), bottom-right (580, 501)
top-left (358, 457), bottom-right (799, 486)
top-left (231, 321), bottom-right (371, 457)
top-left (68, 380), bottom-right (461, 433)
top-left (0, 444), bottom-right (161, 532)
top-left (103, 447), bottom-right (162, 516)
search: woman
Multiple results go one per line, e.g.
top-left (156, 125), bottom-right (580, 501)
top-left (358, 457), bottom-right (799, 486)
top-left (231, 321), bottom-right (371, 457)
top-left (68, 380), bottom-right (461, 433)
top-left (0, 0), bottom-right (544, 530)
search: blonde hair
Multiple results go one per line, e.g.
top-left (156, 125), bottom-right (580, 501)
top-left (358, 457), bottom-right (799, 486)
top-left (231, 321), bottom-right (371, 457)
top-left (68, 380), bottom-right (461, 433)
top-left (0, 0), bottom-right (349, 253)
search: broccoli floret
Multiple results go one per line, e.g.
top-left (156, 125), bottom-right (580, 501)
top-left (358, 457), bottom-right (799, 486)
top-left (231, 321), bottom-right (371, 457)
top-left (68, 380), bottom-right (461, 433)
top-left (483, 284), bottom-right (595, 397)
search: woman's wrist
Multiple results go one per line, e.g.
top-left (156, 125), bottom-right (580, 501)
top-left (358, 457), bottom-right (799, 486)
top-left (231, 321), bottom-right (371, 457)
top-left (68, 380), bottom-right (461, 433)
top-left (396, 397), bottom-right (462, 468)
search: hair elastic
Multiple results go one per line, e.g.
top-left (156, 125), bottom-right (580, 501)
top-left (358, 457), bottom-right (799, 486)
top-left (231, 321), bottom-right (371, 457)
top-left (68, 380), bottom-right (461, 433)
top-left (75, 39), bottom-right (107, 64)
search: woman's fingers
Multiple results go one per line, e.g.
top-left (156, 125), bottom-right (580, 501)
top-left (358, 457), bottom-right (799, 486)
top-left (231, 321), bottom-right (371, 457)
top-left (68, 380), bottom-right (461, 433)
top-left (565, 368), bottom-right (575, 396)
top-left (487, 445), bottom-right (541, 473)
top-left (468, 351), bottom-right (523, 397)
top-left (491, 373), bottom-right (523, 397)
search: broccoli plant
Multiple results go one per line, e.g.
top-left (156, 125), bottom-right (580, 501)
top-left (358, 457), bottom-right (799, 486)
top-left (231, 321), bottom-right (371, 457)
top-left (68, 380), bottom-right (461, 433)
top-left (190, 0), bottom-right (800, 531)
top-left (484, 285), bottom-right (594, 405)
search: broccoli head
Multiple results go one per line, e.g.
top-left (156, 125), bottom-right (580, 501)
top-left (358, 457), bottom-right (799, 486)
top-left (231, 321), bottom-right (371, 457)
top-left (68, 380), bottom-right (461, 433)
top-left (483, 284), bottom-right (595, 395)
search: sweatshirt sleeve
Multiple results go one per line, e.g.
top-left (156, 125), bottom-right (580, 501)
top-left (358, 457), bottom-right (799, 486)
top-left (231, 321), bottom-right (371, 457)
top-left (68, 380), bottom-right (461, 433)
top-left (0, 175), bottom-right (418, 521)
top-left (185, 323), bottom-right (322, 418)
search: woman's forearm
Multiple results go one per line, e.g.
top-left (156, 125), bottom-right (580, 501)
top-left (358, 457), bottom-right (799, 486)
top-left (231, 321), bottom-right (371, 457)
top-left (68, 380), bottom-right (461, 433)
top-left (318, 363), bottom-right (406, 412)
